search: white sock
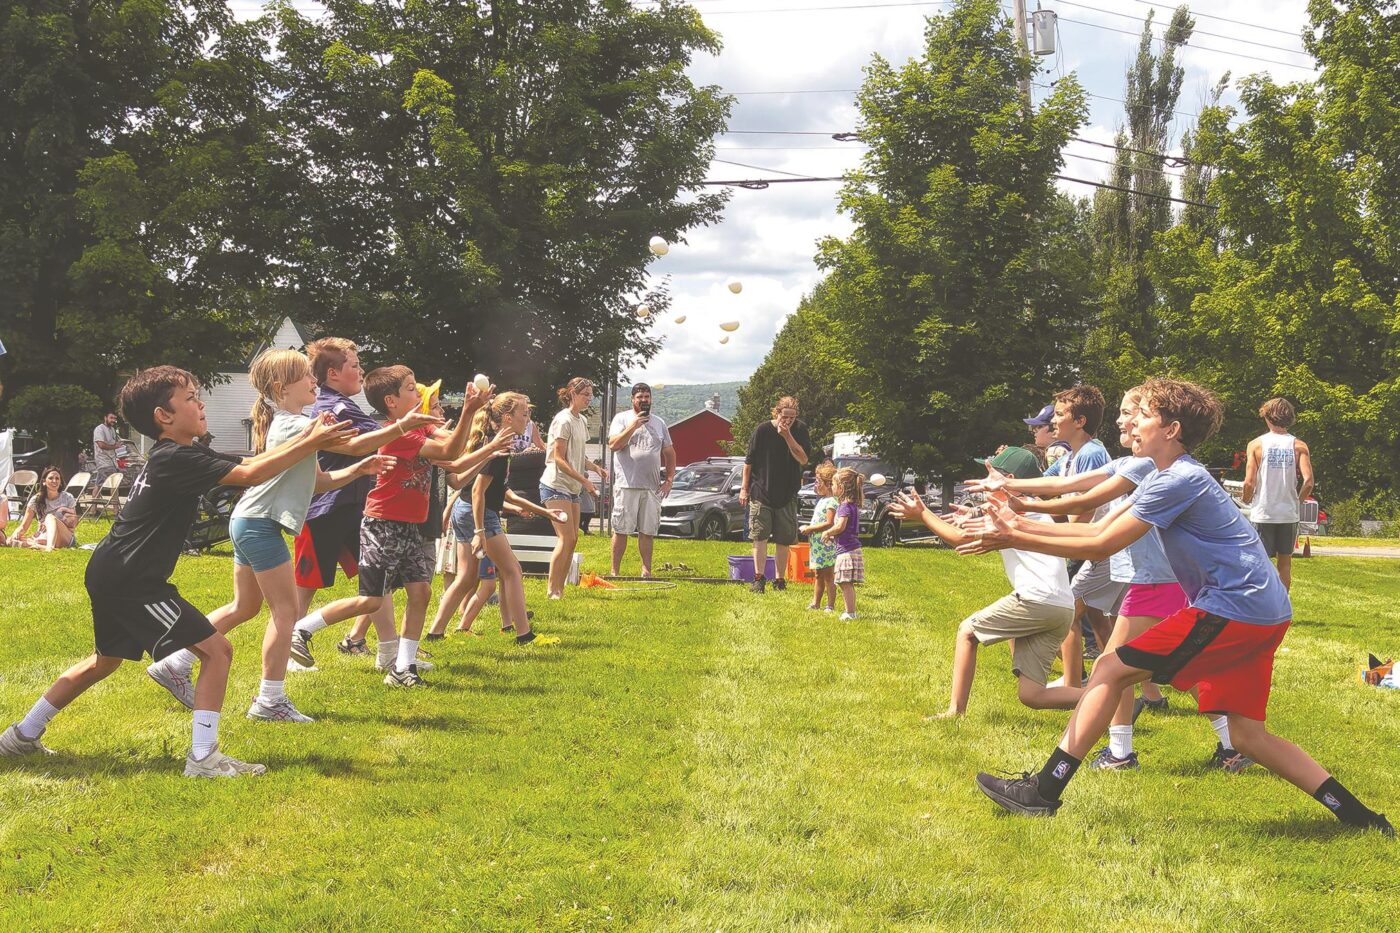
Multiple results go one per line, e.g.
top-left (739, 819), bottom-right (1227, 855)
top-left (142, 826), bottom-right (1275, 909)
top-left (296, 612), bottom-right (328, 636)
top-left (258, 679), bottom-right (286, 702)
top-left (191, 710), bottom-right (221, 759)
top-left (17, 697), bottom-right (59, 740)
top-left (377, 637), bottom-right (399, 666)
top-left (396, 638), bottom-right (419, 672)
top-left (164, 648), bottom-right (198, 676)
top-left (1108, 724), bottom-right (1134, 759)
top-left (1210, 715), bottom-right (1233, 749)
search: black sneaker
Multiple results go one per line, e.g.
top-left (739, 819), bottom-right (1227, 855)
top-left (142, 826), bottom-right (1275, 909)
top-left (336, 637), bottom-right (369, 656)
top-left (1209, 742), bottom-right (1254, 773)
top-left (1131, 694), bottom-right (1168, 723)
top-left (749, 575), bottom-right (766, 594)
top-left (384, 663), bottom-right (424, 687)
top-left (1366, 813), bottom-right (1395, 837)
top-left (423, 633), bottom-right (445, 643)
top-left (772, 578), bottom-right (787, 592)
top-left (289, 630), bottom-right (315, 667)
top-left (975, 771), bottom-right (1062, 816)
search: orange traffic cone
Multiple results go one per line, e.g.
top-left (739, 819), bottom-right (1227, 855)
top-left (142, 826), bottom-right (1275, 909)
top-left (1302, 536), bottom-right (1311, 558)
top-left (580, 571), bottom-right (618, 590)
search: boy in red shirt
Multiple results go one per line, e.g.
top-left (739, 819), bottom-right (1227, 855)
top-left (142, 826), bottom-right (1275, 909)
top-left (289, 366), bottom-right (493, 686)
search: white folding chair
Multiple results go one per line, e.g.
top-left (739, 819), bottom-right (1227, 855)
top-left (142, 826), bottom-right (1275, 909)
top-left (65, 471), bottom-right (91, 499)
top-left (10, 469), bottom-right (38, 504)
top-left (80, 472), bottom-right (124, 521)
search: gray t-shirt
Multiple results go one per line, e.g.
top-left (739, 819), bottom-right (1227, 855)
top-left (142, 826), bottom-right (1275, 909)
top-left (608, 411), bottom-right (672, 490)
top-left (93, 423), bottom-right (120, 471)
top-left (541, 409), bottom-right (588, 495)
top-left (231, 410), bottom-right (317, 533)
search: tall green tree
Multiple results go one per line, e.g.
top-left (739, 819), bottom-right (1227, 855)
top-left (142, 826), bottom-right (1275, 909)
top-left (729, 281), bottom-right (858, 456)
top-left (0, 1), bottom-right (288, 464)
top-left (815, 0), bottom-right (1089, 493)
top-left (268, 0), bottom-right (730, 399)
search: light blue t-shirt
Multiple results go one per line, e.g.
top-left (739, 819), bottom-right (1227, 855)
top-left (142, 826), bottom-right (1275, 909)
top-left (1101, 456), bottom-right (1175, 585)
top-left (232, 410), bottom-right (317, 533)
top-left (1129, 455), bottom-right (1291, 626)
top-left (1066, 438), bottom-right (1111, 476)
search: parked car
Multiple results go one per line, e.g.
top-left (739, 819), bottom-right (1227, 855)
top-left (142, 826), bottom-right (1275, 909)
top-left (797, 454), bottom-right (941, 548)
top-left (659, 456), bottom-right (747, 540)
top-left (12, 430), bottom-right (48, 472)
top-left (1220, 479), bottom-right (1329, 535)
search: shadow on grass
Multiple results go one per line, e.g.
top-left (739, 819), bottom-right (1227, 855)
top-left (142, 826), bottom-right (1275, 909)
top-left (1253, 814), bottom-right (1358, 839)
top-left (315, 710), bottom-right (493, 733)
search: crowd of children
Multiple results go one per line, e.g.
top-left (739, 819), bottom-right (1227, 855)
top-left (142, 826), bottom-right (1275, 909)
top-left (0, 353), bottom-right (1390, 837)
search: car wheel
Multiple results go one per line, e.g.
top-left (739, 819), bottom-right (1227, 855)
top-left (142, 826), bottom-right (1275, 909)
top-left (697, 513), bottom-right (727, 541)
top-left (874, 517), bottom-right (899, 548)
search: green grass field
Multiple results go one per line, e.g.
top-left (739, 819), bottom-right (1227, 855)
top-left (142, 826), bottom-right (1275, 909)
top-left (1, 525), bottom-right (1397, 930)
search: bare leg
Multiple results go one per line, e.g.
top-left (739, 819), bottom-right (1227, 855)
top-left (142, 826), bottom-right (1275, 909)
top-left (808, 572), bottom-right (824, 609)
top-left (257, 562), bottom-right (302, 682)
top-left (1275, 553), bottom-right (1293, 591)
top-left (938, 620), bottom-right (980, 718)
top-left (752, 538), bottom-right (769, 579)
top-left (399, 582), bottom-right (431, 642)
top-left (1106, 614), bottom-right (1160, 727)
top-left (839, 581), bottom-right (856, 614)
top-left (429, 542), bottom-right (479, 636)
top-left (1225, 715), bottom-right (1327, 791)
top-left (295, 585), bottom-right (316, 618)
top-left (208, 562), bottom-right (265, 636)
top-left (775, 543), bottom-right (790, 582)
top-left (187, 632), bottom-right (235, 714)
top-left (1017, 676), bottom-right (1085, 710)
top-left (1061, 625), bottom-right (1084, 688)
top-left (43, 514), bottom-right (74, 550)
top-left (610, 532), bottom-right (628, 576)
top-left (1057, 653), bottom-right (1152, 759)
top-left (544, 499), bottom-right (578, 597)
top-left (457, 580), bottom-right (497, 633)
top-left (1083, 606), bottom-right (1113, 657)
top-left (41, 654), bottom-right (125, 710)
top-left (485, 534), bottom-right (530, 636)
top-left (823, 569), bottom-right (836, 608)
top-left (638, 534), bottom-right (654, 577)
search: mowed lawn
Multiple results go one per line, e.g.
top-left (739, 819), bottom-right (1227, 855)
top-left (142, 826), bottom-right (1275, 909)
top-left (1, 523), bottom-right (1397, 930)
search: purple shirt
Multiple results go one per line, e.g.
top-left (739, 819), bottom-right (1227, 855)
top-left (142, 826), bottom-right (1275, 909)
top-left (834, 501), bottom-right (862, 554)
top-left (304, 388), bottom-right (381, 521)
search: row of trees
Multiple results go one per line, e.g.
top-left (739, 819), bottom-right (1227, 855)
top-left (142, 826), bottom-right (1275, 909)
top-left (735, 0), bottom-right (1399, 505)
top-left (1, 0), bottom-right (728, 464)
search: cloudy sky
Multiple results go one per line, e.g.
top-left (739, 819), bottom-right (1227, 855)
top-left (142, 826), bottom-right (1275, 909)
top-left (232, 0), bottom-right (1317, 390)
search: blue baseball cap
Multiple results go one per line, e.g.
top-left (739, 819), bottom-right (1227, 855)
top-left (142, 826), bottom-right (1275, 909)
top-left (1024, 403), bottom-right (1054, 427)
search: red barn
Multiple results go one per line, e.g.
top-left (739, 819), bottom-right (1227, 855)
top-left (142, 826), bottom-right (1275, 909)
top-left (669, 407), bottom-right (733, 466)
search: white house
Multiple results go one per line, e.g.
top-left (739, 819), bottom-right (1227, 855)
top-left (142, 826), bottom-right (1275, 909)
top-left (201, 318), bottom-right (371, 456)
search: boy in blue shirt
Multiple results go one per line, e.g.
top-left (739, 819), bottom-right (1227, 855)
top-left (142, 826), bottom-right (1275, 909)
top-left (964, 378), bottom-right (1390, 834)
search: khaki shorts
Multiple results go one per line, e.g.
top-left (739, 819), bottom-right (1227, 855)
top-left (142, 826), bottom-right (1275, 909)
top-left (613, 488), bottom-right (662, 536)
top-left (963, 593), bottom-right (1074, 686)
top-left (749, 499), bottom-right (798, 545)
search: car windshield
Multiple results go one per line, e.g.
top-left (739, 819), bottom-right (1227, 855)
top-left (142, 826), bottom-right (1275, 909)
top-left (671, 468), bottom-right (733, 493)
top-left (834, 457), bottom-right (898, 481)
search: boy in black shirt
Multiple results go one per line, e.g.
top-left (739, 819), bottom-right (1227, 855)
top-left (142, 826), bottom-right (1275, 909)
top-left (0, 367), bottom-right (353, 777)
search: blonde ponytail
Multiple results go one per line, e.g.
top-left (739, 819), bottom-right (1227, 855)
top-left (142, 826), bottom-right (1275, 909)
top-left (248, 348), bottom-right (313, 452)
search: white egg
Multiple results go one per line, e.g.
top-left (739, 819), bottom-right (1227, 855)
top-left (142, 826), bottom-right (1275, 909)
top-left (719, 320), bottom-right (740, 332)
top-left (636, 304), bottom-right (651, 319)
top-left (649, 236), bottom-right (669, 256)
top-left (673, 315), bottom-right (687, 324)
top-left (870, 473), bottom-right (887, 487)
top-left (726, 279), bottom-right (743, 294)
top-left (719, 336), bottom-right (730, 345)
top-left (473, 373), bottom-right (490, 393)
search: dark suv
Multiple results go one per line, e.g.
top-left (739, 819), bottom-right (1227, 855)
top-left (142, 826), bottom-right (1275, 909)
top-left (797, 455), bottom-right (941, 547)
top-left (658, 456), bottom-right (747, 540)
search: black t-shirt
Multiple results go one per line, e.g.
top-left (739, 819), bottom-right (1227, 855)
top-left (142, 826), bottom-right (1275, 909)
top-left (86, 440), bottom-right (241, 595)
top-left (474, 454), bottom-right (510, 513)
top-left (744, 420), bottom-right (812, 506)
top-left (417, 465), bottom-right (448, 541)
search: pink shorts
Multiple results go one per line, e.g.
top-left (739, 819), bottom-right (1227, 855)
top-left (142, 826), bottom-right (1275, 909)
top-left (1119, 582), bottom-right (1189, 619)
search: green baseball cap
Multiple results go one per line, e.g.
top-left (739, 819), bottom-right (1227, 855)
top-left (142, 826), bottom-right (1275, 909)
top-left (975, 445), bottom-right (1041, 479)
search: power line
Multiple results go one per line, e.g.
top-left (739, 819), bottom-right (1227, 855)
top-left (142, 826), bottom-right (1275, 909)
top-left (700, 176), bottom-right (845, 187)
top-left (1062, 149), bottom-right (1186, 180)
top-left (1127, 0), bottom-right (1307, 38)
top-left (1048, 0), bottom-right (1310, 58)
top-left (712, 157), bottom-right (819, 178)
top-left (700, 0), bottom-right (951, 13)
top-left (1056, 15), bottom-right (1316, 72)
top-left (1070, 135), bottom-right (1191, 166)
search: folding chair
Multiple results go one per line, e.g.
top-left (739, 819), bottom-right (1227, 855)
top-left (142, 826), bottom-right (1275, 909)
top-left (65, 471), bottom-right (91, 500)
top-left (79, 472), bottom-right (124, 521)
top-left (10, 470), bottom-right (38, 506)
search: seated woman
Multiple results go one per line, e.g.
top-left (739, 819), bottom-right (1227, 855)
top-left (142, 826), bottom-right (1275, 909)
top-left (11, 467), bottom-right (79, 550)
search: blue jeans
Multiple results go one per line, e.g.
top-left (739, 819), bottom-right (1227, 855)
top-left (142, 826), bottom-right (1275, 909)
top-left (538, 483), bottom-right (581, 504)
top-left (230, 516), bottom-right (291, 572)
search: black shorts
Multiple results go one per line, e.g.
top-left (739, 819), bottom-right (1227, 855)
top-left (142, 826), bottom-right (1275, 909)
top-left (89, 587), bottom-right (216, 662)
top-left (294, 505), bottom-right (362, 589)
top-left (1252, 521), bottom-right (1298, 558)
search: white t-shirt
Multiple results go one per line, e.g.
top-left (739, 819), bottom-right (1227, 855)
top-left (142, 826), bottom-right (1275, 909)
top-left (608, 410), bottom-right (672, 490)
top-left (541, 409), bottom-right (588, 495)
top-left (1251, 432), bottom-right (1300, 523)
top-left (93, 423), bottom-right (120, 471)
top-left (1000, 513), bottom-right (1074, 608)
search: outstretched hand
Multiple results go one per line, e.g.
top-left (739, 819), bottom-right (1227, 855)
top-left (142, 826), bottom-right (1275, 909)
top-left (888, 491), bottom-right (928, 521)
top-left (955, 502), bottom-right (1015, 555)
top-left (356, 454), bottom-right (397, 476)
top-left (463, 381), bottom-right (495, 413)
top-left (397, 411), bottom-right (445, 433)
top-left (307, 414), bottom-right (359, 448)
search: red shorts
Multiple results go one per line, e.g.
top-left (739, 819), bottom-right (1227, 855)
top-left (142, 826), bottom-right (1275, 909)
top-left (1116, 607), bottom-right (1290, 720)
top-left (293, 506), bottom-right (361, 589)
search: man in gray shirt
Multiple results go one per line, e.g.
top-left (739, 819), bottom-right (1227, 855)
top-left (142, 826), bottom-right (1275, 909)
top-left (607, 384), bottom-right (675, 577)
top-left (92, 412), bottom-right (123, 488)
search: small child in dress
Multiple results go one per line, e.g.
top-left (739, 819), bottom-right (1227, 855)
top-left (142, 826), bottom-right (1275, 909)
top-left (799, 461), bottom-right (839, 612)
top-left (822, 467), bottom-right (865, 620)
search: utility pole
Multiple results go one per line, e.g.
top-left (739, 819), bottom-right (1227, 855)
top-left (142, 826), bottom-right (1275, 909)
top-left (1012, 0), bottom-right (1031, 109)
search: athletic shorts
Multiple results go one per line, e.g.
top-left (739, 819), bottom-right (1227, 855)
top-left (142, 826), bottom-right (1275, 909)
top-left (1118, 581), bottom-right (1189, 618)
top-left (1071, 559), bottom-right (1128, 615)
top-left (613, 488), bottom-right (662, 537)
top-left (358, 518), bottom-right (434, 597)
top-left (230, 516), bottom-right (292, 572)
top-left (962, 593), bottom-right (1074, 686)
top-left (539, 483), bottom-right (581, 504)
top-left (1116, 607), bottom-right (1290, 720)
top-left (88, 587), bottom-right (216, 662)
top-left (749, 499), bottom-right (798, 545)
top-left (388, 537), bottom-right (438, 592)
top-left (1252, 521), bottom-right (1299, 558)
top-left (294, 505), bottom-right (361, 589)
top-left (834, 549), bottom-right (865, 584)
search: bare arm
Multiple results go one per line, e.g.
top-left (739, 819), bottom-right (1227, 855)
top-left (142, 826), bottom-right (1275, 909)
top-left (220, 418), bottom-right (356, 488)
top-left (740, 464), bottom-right (752, 505)
top-left (504, 489), bottom-right (566, 521)
top-left (1014, 475), bottom-right (1136, 518)
top-left (802, 503), bottom-right (837, 536)
top-left (1241, 440), bottom-right (1261, 504)
top-left (887, 492), bottom-right (973, 546)
top-left (550, 437), bottom-right (593, 488)
top-left (319, 412), bottom-right (441, 457)
top-left (976, 466), bottom-right (1111, 498)
top-left (1003, 500), bottom-right (1134, 538)
top-left (608, 414), bottom-right (642, 451)
top-left (961, 506), bottom-right (1153, 561)
top-left (314, 455), bottom-right (393, 493)
top-left (14, 505), bottom-right (36, 540)
top-left (820, 510), bottom-right (848, 541)
top-left (1296, 441), bottom-right (1314, 502)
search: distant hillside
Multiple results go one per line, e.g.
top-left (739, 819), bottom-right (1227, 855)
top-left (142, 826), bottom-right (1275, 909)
top-left (613, 382), bottom-right (744, 423)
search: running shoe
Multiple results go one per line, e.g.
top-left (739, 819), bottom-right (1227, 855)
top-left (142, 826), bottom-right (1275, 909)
top-left (289, 629), bottom-right (315, 668)
top-left (1366, 814), bottom-right (1395, 837)
top-left (0, 723), bottom-right (55, 757)
top-left (375, 654), bottom-right (433, 672)
top-left (1131, 694), bottom-right (1168, 723)
top-left (772, 578), bottom-right (787, 592)
top-left (247, 696), bottom-right (315, 723)
top-left (839, 612), bottom-right (858, 621)
top-left (337, 637), bottom-right (369, 656)
top-left (147, 662), bottom-right (196, 710)
top-left (749, 576), bottom-right (766, 594)
top-left (1210, 742), bottom-right (1254, 773)
top-left (974, 771), bottom-right (1061, 816)
top-left (384, 663), bottom-right (425, 687)
top-left (1088, 747), bottom-right (1140, 771)
top-left (183, 745), bottom-right (267, 778)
